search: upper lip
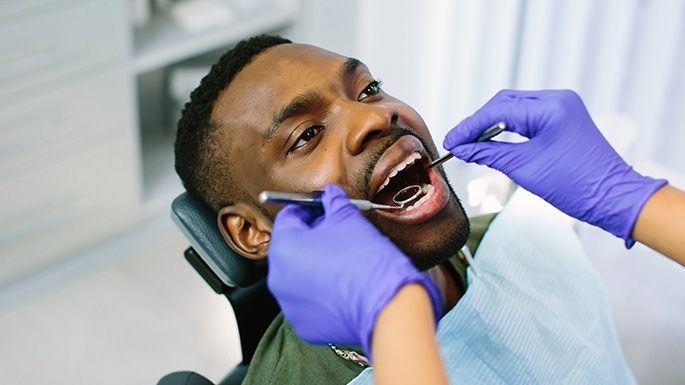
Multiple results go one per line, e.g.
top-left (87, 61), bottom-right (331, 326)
top-left (368, 135), bottom-right (430, 203)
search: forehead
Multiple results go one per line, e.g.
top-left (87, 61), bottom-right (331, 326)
top-left (211, 44), bottom-right (352, 128)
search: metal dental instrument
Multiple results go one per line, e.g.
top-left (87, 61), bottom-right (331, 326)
top-left (259, 190), bottom-right (402, 211)
top-left (427, 121), bottom-right (507, 169)
top-left (392, 185), bottom-right (423, 206)
top-left (259, 124), bottom-right (507, 211)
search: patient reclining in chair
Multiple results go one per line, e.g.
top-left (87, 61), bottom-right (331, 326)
top-left (174, 35), bottom-right (636, 384)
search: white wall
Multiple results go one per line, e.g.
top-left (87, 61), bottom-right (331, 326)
top-left (292, 10), bottom-right (685, 383)
top-left (292, 0), bottom-right (685, 213)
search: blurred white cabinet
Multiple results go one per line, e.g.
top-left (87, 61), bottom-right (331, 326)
top-left (0, 0), bottom-right (142, 285)
top-left (131, 0), bottom-right (299, 208)
top-left (0, 0), bottom-right (299, 287)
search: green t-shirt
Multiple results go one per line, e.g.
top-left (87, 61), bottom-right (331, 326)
top-left (243, 213), bottom-right (497, 384)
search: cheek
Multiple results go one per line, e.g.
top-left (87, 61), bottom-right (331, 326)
top-left (268, 130), bottom-right (364, 193)
top-left (270, 157), bottom-right (344, 193)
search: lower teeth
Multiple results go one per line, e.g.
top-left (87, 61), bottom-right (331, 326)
top-left (405, 184), bottom-right (434, 211)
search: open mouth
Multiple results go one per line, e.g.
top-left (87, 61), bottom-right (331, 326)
top-left (373, 152), bottom-right (435, 211)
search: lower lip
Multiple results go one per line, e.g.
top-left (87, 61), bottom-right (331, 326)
top-left (375, 166), bottom-right (449, 224)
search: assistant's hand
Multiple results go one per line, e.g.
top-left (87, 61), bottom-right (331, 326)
top-left (444, 89), bottom-right (667, 246)
top-left (267, 183), bottom-right (442, 358)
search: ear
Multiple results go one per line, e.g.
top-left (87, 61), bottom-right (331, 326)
top-left (218, 203), bottom-right (272, 260)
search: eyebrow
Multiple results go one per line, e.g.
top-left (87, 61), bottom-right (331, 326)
top-left (264, 57), bottom-right (362, 141)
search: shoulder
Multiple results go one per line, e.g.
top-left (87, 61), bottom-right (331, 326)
top-left (467, 212), bottom-right (498, 254)
top-left (244, 213), bottom-right (498, 384)
top-left (442, 213), bottom-right (498, 289)
top-left (243, 314), bottom-right (366, 384)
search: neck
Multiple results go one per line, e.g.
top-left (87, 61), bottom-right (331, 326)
top-left (425, 263), bottom-right (463, 316)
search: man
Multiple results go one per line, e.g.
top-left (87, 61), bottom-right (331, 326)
top-left (175, 35), bottom-right (637, 384)
top-left (176, 34), bottom-right (491, 383)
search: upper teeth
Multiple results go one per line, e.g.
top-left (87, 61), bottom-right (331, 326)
top-left (377, 152), bottom-right (422, 193)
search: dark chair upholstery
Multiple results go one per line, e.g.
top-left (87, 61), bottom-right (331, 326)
top-left (158, 372), bottom-right (214, 385)
top-left (170, 192), bottom-right (268, 288)
top-left (159, 192), bottom-right (280, 385)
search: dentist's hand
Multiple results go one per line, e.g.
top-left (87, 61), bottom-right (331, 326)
top-left (267, 183), bottom-right (442, 359)
top-left (444, 89), bottom-right (667, 246)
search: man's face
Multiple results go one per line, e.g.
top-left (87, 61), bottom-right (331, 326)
top-left (212, 43), bottom-right (469, 270)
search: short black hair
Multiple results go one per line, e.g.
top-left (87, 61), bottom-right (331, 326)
top-left (175, 34), bottom-right (292, 213)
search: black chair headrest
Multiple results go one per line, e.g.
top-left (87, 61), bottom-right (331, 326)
top-left (171, 192), bottom-right (267, 287)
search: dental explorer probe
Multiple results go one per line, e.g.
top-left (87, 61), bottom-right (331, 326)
top-left (261, 122), bottom-right (506, 211)
top-left (427, 121), bottom-right (507, 169)
top-left (259, 191), bottom-right (402, 211)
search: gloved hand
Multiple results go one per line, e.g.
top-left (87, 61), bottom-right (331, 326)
top-left (444, 89), bottom-right (667, 247)
top-left (267, 183), bottom-right (442, 358)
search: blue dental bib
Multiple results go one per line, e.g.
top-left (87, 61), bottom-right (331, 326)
top-left (350, 191), bottom-right (636, 384)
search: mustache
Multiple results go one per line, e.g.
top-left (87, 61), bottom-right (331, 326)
top-left (360, 126), bottom-right (437, 200)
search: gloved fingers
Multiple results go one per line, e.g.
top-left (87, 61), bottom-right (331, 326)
top-left (483, 89), bottom-right (586, 139)
top-left (320, 183), bottom-right (363, 219)
top-left (443, 113), bottom-right (506, 151)
top-left (443, 89), bottom-right (577, 151)
top-left (448, 140), bottom-right (530, 173)
top-left (273, 203), bottom-right (322, 230)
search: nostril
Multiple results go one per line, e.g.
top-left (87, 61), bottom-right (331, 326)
top-left (361, 129), bottom-right (384, 147)
top-left (390, 113), bottom-right (398, 127)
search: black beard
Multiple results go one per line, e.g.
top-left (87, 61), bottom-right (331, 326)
top-left (394, 186), bottom-right (470, 271)
top-left (350, 126), bottom-right (471, 271)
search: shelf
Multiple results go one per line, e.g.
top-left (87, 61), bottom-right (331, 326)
top-left (132, 0), bottom-right (298, 74)
top-left (133, 0), bottom-right (300, 212)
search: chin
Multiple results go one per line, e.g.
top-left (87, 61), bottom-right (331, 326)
top-left (371, 193), bottom-right (471, 271)
top-left (364, 131), bottom-right (470, 270)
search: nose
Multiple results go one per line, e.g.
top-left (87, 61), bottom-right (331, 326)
top-left (342, 102), bottom-right (399, 155)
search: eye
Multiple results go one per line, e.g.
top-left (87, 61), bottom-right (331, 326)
top-left (358, 79), bottom-right (383, 101)
top-left (291, 125), bottom-right (325, 152)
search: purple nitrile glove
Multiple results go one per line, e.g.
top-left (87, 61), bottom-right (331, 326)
top-left (444, 89), bottom-right (667, 247)
top-left (267, 183), bottom-right (442, 359)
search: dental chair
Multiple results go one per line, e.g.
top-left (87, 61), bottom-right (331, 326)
top-left (158, 192), bottom-right (280, 385)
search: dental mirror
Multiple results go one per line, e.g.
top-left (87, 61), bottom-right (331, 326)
top-left (392, 185), bottom-right (423, 207)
